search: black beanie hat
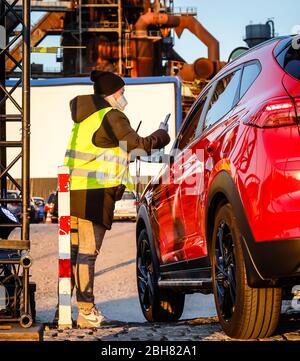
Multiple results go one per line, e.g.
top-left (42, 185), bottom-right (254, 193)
top-left (90, 70), bottom-right (125, 97)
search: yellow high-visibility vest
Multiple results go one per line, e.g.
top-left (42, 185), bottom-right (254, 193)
top-left (64, 107), bottom-right (134, 191)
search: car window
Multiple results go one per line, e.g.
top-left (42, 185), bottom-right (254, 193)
top-left (122, 192), bottom-right (135, 200)
top-left (7, 192), bottom-right (19, 199)
top-left (239, 62), bottom-right (261, 98)
top-left (276, 42), bottom-right (300, 80)
top-left (204, 69), bottom-right (242, 130)
top-left (176, 91), bottom-right (209, 151)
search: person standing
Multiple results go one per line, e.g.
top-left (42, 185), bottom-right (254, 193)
top-left (64, 70), bottom-right (170, 328)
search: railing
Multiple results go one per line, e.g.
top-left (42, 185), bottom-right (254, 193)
top-left (81, 0), bottom-right (119, 6)
top-left (172, 6), bottom-right (197, 16)
top-left (131, 30), bottom-right (162, 39)
top-left (7, 0), bottom-right (72, 10)
top-left (81, 21), bottom-right (121, 31)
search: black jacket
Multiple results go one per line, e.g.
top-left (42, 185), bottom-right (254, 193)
top-left (69, 94), bottom-right (170, 229)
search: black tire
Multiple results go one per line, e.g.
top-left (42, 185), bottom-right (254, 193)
top-left (211, 203), bottom-right (282, 339)
top-left (136, 229), bottom-right (185, 322)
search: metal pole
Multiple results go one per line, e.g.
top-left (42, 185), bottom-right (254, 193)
top-left (118, 0), bottom-right (122, 75)
top-left (22, 0), bottom-right (31, 242)
top-left (79, 0), bottom-right (82, 74)
top-left (23, 267), bottom-right (29, 313)
top-left (0, 1), bottom-right (7, 200)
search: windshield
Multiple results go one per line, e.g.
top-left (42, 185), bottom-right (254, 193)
top-left (34, 198), bottom-right (45, 206)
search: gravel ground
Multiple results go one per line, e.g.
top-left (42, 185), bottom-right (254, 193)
top-left (9, 223), bottom-right (300, 341)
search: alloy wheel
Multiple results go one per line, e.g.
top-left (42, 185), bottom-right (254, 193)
top-left (214, 220), bottom-right (237, 321)
top-left (137, 237), bottom-right (155, 312)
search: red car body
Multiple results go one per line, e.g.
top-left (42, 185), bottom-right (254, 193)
top-left (136, 36), bottom-right (300, 338)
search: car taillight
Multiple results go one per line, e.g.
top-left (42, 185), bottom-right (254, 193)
top-left (295, 98), bottom-right (300, 118)
top-left (246, 98), bottom-right (300, 128)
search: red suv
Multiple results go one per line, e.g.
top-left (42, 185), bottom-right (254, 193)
top-left (136, 36), bottom-right (300, 339)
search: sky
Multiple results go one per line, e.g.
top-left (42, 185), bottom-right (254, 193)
top-left (31, 0), bottom-right (300, 68)
top-left (173, 0), bottom-right (300, 62)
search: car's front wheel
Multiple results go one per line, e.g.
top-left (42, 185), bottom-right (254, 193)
top-left (211, 203), bottom-right (282, 339)
top-left (136, 229), bottom-right (185, 322)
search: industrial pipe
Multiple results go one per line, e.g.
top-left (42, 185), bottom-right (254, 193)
top-left (178, 57), bottom-right (226, 81)
top-left (135, 12), bottom-right (219, 61)
top-left (20, 253), bottom-right (32, 269)
top-left (20, 313), bottom-right (33, 328)
top-left (178, 58), bottom-right (213, 82)
top-left (134, 12), bottom-right (179, 77)
top-left (135, 11), bottom-right (180, 32)
top-left (134, 11), bottom-right (220, 78)
top-left (174, 16), bottom-right (220, 61)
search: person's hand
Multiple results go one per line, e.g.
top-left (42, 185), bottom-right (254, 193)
top-left (159, 121), bottom-right (169, 132)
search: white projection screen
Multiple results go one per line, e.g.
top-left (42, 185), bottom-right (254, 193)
top-left (6, 77), bottom-right (182, 185)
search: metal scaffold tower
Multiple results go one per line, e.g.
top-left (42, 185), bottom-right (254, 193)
top-left (0, 0), bottom-right (35, 328)
top-left (77, 0), bottom-right (123, 74)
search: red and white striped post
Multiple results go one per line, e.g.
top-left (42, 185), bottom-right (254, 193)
top-left (57, 165), bottom-right (72, 329)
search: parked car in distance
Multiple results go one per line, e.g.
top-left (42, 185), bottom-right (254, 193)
top-left (5, 191), bottom-right (41, 223)
top-left (136, 35), bottom-right (300, 340)
top-left (6, 190), bottom-right (21, 221)
top-left (44, 191), bottom-right (58, 223)
top-left (29, 198), bottom-right (39, 223)
top-left (114, 191), bottom-right (137, 221)
top-left (32, 197), bottom-right (45, 223)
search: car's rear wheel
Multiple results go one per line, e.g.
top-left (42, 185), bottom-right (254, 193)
top-left (136, 229), bottom-right (185, 322)
top-left (211, 203), bottom-right (282, 339)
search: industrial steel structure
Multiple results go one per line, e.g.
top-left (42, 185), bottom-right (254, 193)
top-left (7, 1), bottom-right (223, 77)
top-left (6, 0), bottom-right (225, 112)
top-left (0, 0), bottom-right (35, 328)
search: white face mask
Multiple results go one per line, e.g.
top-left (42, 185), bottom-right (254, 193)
top-left (105, 94), bottom-right (128, 111)
top-left (116, 94), bottom-right (128, 111)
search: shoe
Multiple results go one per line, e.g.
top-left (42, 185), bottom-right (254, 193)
top-left (77, 307), bottom-right (108, 328)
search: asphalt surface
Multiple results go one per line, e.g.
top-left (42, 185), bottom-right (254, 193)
top-left (9, 222), bottom-right (300, 341)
